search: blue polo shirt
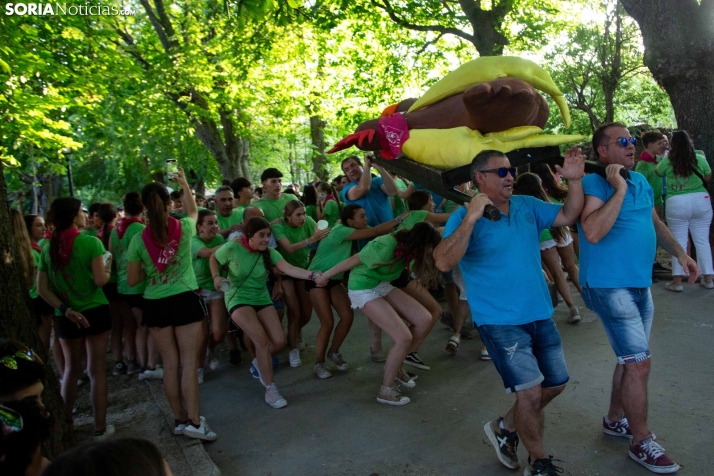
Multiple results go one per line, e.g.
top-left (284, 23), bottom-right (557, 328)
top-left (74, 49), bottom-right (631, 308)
top-left (342, 177), bottom-right (394, 226)
top-left (578, 172), bottom-right (655, 289)
top-left (443, 195), bottom-right (561, 326)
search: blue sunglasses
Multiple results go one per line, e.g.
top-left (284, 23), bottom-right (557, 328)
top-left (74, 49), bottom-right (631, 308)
top-left (480, 167), bottom-right (516, 178)
top-left (607, 137), bottom-right (637, 148)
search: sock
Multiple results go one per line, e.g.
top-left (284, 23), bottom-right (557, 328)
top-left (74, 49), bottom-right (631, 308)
top-left (189, 419), bottom-right (200, 428)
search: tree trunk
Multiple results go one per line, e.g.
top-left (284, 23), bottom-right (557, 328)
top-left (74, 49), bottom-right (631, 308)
top-left (0, 161), bottom-right (76, 455)
top-left (309, 115), bottom-right (328, 180)
top-left (191, 113), bottom-right (250, 182)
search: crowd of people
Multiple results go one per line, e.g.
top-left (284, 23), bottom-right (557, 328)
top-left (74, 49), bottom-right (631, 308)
top-left (5, 124), bottom-right (711, 475)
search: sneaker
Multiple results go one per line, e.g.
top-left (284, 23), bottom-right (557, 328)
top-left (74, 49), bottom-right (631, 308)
top-left (568, 305), bottom-right (581, 324)
top-left (629, 434), bottom-right (680, 473)
top-left (313, 363), bottom-right (332, 379)
top-left (484, 418), bottom-right (520, 469)
top-left (272, 356), bottom-right (279, 368)
top-left (404, 352), bottom-right (430, 370)
top-left (113, 361), bottom-right (127, 376)
top-left (407, 371), bottom-right (418, 381)
top-left (480, 345), bottom-right (491, 361)
top-left (376, 385), bottom-right (410, 406)
top-left (524, 456), bottom-right (564, 475)
top-left (251, 359), bottom-right (265, 386)
top-left (139, 367), bottom-right (163, 380)
top-left (208, 351), bottom-right (220, 370)
top-left (126, 360), bottom-right (141, 375)
top-left (229, 349), bottom-right (242, 366)
top-left (197, 368), bottom-right (204, 385)
top-left (445, 335), bottom-right (460, 354)
top-left (701, 280), bottom-right (714, 289)
top-left (265, 384), bottom-right (288, 409)
top-left (328, 352), bottom-right (349, 371)
top-left (665, 282), bottom-right (683, 292)
top-left (370, 347), bottom-right (386, 363)
top-left (93, 424), bottom-right (115, 441)
top-left (173, 419), bottom-right (188, 435)
top-left (289, 348), bottom-right (302, 368)
top-left (395, 367), bottom-right (416, 388)
top-left (440, 312), bottom-right (454, 329)
top-left (603, 416), bottom-right (632, 438)
top-left (182, 416), bottom-right (217, 441)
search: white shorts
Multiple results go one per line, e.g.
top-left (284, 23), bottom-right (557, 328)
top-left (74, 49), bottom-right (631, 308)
top-left (540, 231), bottom-right (573, 251)
top-left (199, 288), bottom-right (223, 302)
top-left (453, 266), bottom-right (468, 301)
top-left (348, 282), bottom-right (395, 309)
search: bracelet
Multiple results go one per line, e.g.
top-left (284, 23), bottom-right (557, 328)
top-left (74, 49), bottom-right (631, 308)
top-left (396, 215), bottom-right (404, 224)
top-left (308, 271), bottom-right (317, 280)
top-left (212, 274), bottom-right (222, 279)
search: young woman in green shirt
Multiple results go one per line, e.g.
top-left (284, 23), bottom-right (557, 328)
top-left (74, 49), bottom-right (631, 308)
top-left (37, 197), bottom-right (114, 439)
top-left (302, 184), bottom-right (319, 222)
top-left (210, 216), bottom-right (325, 408)
top-left (316, 222), bottom-right (442, 406)
top-left (272, 200), bottom-right (330, 368)
top-left (316, 182), bottom-right (341, 228)
top-left (126, 169), bottom-right (217, 441)
top-left (307, 204), bottom-right (409, 378)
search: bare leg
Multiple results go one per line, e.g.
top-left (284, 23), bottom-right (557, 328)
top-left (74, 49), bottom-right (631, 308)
top-left (132, 308), bottom-right (148, 367)
top-left (282, 280), bottom-right (301, 350)
top-left (109, 301), bottom-right (125, 364)
top-left (361, 297), bottom-right (413, 387)
top-left (118, 301), bottom-right (137, 362)
top-left (401, 280), bottom-right (441, 352)
top-left (296, 281), bottom-right (313, 330)
top-left (232, 306), bottom-right (285, 385)
top-left (369, 320), bottom-right (383, 354)
top-left (52, 320), bottom-right (65, 378)
top-left (557, 243), bottom-right (582, 293)
top-left (174, 321), bottom-right (203, 424)
top-left (85, 331), bottom-right (110, 432)
top-left (452, 300), bottom-right (470, 337)
top-left (327, 284), bottom-right (354, 355)
top-left (310, 287), bottom-right (334, 364)
top-left (208, 299), bottom-right (228, 349)
top-left (59, 337), bottom-right (84, 420)
top-left (198, 316), bottom-right (209, 370)
top-left (606, 363), bottom-right (625, 422)
top-left (38, 315), bottom-right (52, 353)
top-left (149, 326), bottom-right (187, 421)
top-left (541, 247), bottom-right (575, 307)
top-left (444, 281), bottom-right (459, 317)
top-left (614, 360), bottom-right (651, 444)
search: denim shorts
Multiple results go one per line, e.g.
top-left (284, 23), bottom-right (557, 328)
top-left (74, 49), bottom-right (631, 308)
top-left (581, 287), bottom-right (653, 364)
top-left (478, 318), bottom-right (569, 394)
top-left (266, 280), bottom-right (284, 311)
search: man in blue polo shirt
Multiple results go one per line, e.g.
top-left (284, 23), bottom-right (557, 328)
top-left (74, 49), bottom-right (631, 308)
top-left (579, 122), bottom-right (698, 474)
top-left (341, 154), bottom-right (398, 226)
top-left (434, 148), bottom-right (584, 476)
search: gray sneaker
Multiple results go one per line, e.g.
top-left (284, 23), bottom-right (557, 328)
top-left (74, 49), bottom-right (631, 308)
top-left (377, 385), bottom-right (410, 406)
top-left (265, 384), bottom-right (288, 409)
top-left (484, 418), bottom-right (520, 469)
top-left (395, 367), bottom-right (416, 388)
top-left (328, 352), bottom-right (349, 371)
top-left (313, 363), bottom-right (332, 379)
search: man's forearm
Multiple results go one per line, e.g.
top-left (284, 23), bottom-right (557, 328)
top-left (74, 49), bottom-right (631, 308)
top-left (377, 166), bottom-right (398, 196)
top-left (581, 190), bottom-right (625, 243)
top-left (654, 214), bottom-right (686, 259)
top-left (560, 179), bottom-right (584, 224)
top-left (434, 219), bottom-right (475, 271)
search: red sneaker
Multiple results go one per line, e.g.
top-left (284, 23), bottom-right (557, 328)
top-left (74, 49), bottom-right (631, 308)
top-left (629, 434), bottom-right (680, 473)
top-left (603, 416), bottom-right (632, 439)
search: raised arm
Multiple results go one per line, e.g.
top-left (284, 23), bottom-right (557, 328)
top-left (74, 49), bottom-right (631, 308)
top-left (375, 164), bottom-right (398, 196)
top-left (346, 157), bottom-right (373, 200)
top-left (434, 195), bottom-right (491, 272)
top-left (175, 168), bottom-right (197, 222)
top-left (551, 145), bottom-right (586, 227)
top-left (580, 165), bottom-right (627, 244)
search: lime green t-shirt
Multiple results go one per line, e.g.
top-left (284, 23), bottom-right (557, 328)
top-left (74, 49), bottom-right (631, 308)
top-left (111, 222), bottom-right (147, 295)
top-left (656, 154), bottom-right (711, 199)
top-left (348, 234), bottom-right (405, 291)
top-left (397, 210), bottom-right (427, 232)
top-left (126, 217), bottom-right (198, 300)
top-left (214, 241), bottom-right (283, 308)
top-left (38, 234), bottom-right (109, 313)
top-left (635, 160), bottom-right (664, 207)
top-left (308, 224), bottom-right (356, 280)
top-left (255, 193), bottom-right (299, 222)
top-left (322, 200), bottom-right (340, 228)
top-left (305, 205), bottom-right (318, 222)
top-left (393, 179), bottom-right (408, 215)
top-left (216, 209), bottom-right (243, 231)
top-left (29, 249), bottom-right (40, 299)
top-left (191, 234), bottom-right (226, 290)
top-left (272, 216), bottom-right (316, 268)
top-left (81, 227), bottom-right (99, 237)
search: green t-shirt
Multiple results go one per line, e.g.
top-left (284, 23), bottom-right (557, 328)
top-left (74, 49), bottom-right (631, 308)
top-left (305, 205), bottom-right (318, 222)
top-left (216, 209), bottom-right (243, 231)
top-left (81, 227), bottom-right (99, 237)
top-left (29, 249), bottom-right (40, 299)
top-left (393, 179), bottom-right (408, 215)
top-left (397, 210), bottom-right (427, 231)
top-left (38, 234), bottom-right (109, 313)
top-left (255, 193), bottom-right (299, 222)
top-left (214, 241), bottom-right (283, 308)
top-left (126, 217), bottom-right (198, 300)
top-left (635, 160), bottom-right (664, 207)
top-left (308, 224), bottom-right (356, 280)
top-left (272, 216), bottom-right (316, 268)
top-left (348, 234), bottom-right (405, 291)
top-left (656, 154), bottom-right (711, 199)
top-left (111, 222), bottom-right (147, 295)
top-left (322, 200), bottom-right (340, 228)
top-left (443, 200), bottom-right (461, 213)
top-left (191, 234), bottom-right (226, 290)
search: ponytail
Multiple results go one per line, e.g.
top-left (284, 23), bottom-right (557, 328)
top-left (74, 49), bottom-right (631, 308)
top-left (48, 197), bottom-right (82, 268)
top-left (98, 202), bottom-right (117, 249)
top-left (141, 183), bottom-right (170, 247)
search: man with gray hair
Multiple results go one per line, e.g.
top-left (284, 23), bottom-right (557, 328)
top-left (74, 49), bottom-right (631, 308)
top-left (215, 185), bottom-right (243, 238)
top-left (434, 147), bottom-right (585, 476)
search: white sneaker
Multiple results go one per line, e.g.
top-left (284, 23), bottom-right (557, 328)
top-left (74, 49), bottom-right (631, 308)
top-left (568, 305), bottom-right (581, 324)
top-left (265, 384), bottom-right (288, 408)
top-left (197, 368), bottom-right (204, 385)
top-left (182, 416), bottom-right (217, 441)
top-left (328, 352), bottom-right (349, 371)
top-left (173, 420), bottom-right (187, 435)
top-left (93, 424), bottom-right (115, 441)
top-left (209, 356), bottom-right (220, 371)
top-left (313, 363), bottom-right (332, 379)
top-left (139, 367), bottom-right (163, 380)
top-left (395, 367), bottom-right (416, 388)
top-left (289, 348), bottom-right (302, 368)
top-left (480, 345), bottom-right (491, 361)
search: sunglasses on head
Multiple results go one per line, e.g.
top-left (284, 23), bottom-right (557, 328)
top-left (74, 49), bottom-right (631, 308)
top-left (607, 137), bottom-right (637, 148)
top-left (0, 349), bottom-right (42, 370)
top-left (480, 167), bottom-right (516, 178)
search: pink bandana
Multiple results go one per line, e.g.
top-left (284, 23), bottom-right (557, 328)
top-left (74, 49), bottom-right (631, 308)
top-left (141, 217), bottom-right (181, 274)
top-left (241, 235), bottom-right (258, 253)
top-left (57, 228), bottom-right (80, 267)
top-left (394, 243), bottom-right (415, 274)
top-left (639, 150), bottom-right (657, 164)
top-left (97, 224), bottom-right (114, 241)
top-left (116, 217), bottom-right (143, 240)
top-left (32, 242), bottom-right (41, 253)
top-left (377, 113), bottom-right (409, 160)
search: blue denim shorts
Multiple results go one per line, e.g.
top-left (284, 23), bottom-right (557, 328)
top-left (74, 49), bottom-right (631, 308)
top-left (478, 319), bottom-right (569, 394)
top-left (581, 287), bottom-right (653, 364)
top-left (267, 280), bottom-right (284, 311)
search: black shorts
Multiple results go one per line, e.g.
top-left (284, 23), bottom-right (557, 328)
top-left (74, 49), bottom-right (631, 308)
top-left (228, 303), bottom-right (273, 316)
top-left (103, 282), bottom-right (122, 303)
top-left (120, 293), bottom-right (144, 311)
top-left (305, 279), bottom-right (342, 292)
top-left (32, 296), bottom-right (54, 325)
top-left (55, 305), bottom-right (112, 340)
top-left (390, 269), bottom-right (411, 289)
top-left (142, 291), bottom-right (206, 329)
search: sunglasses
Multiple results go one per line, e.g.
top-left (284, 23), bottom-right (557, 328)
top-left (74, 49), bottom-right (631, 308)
top-left (480, 167), bottom-right (516, 178)
top-left (606, 137), bottom-right (637, 148)
top-left (0, 405), bottom-right (23, 433)
top-left (0, 350), bottom-right (42, 370)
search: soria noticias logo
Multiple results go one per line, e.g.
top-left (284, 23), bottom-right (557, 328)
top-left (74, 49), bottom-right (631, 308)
top-left (4, 3), bottom-right (136, 16)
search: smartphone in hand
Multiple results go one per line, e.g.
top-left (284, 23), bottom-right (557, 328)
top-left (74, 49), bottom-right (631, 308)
top-left (166, 159), bottom-right (178, 181)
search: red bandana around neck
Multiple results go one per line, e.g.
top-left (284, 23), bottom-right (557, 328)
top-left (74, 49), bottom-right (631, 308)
top-left (97, 224), bottom-right (115, 241)
top-left (324, 194), bottom-right (337, 204)
top-left (141, 217), bottom-right (182, 274)
top-left (57, 228), bottom-right (81, 267)
top-left (31, 242), bottom-right (41, 253)
top-left (116, 217), bottom-right (143, 240)
top-left (241, 235), bottom-right (258, 253)
top-left (638, 150), bottom-right (657, 164)
top-left (394, 242), bottom-right (415, 273)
